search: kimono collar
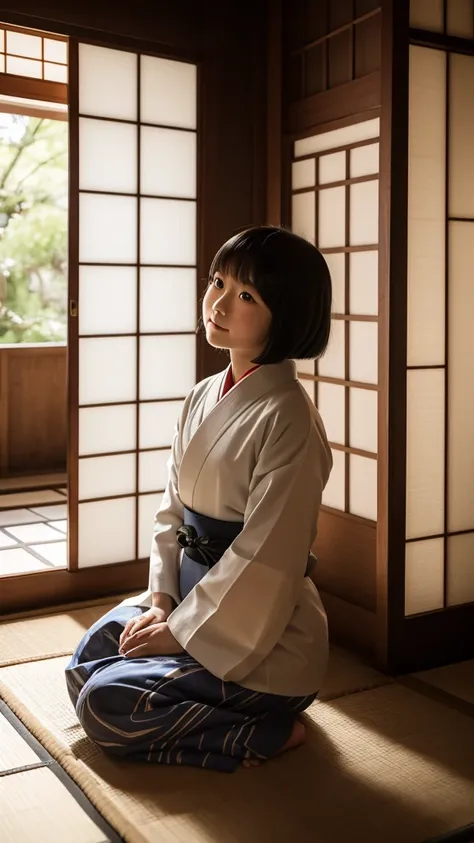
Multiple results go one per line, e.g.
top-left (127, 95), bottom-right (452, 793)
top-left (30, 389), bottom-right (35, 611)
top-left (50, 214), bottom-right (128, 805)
top-left (202, 359), bottom-right (297, 421)
top-left (179, 360), bottom-right (298, 503)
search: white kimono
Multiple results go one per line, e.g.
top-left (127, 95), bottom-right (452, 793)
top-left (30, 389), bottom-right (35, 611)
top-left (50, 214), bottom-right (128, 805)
top-left (120, 359), bottom-right (332, 697)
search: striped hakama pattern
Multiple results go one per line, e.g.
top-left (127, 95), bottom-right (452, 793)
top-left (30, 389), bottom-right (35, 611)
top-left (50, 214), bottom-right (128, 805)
top-left (65, 605), bottom-right (316, 772)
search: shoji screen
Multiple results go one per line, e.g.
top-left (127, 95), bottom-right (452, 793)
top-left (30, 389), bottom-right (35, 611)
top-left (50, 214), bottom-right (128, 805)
top-left (292, 118), bottom-right (380, 523)
top-left (405, 38), bottom-right (474, 614)
top-left (70, 43), bottom-right (197, 569)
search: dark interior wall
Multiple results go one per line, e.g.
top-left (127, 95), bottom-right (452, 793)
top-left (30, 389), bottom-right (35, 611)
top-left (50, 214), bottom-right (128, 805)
top-left (0, 0), bottom-right (267, 380)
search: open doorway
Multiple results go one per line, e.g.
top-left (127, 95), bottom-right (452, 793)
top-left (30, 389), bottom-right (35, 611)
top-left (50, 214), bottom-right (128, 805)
top-left (0, 23), bottom-right (69, 576)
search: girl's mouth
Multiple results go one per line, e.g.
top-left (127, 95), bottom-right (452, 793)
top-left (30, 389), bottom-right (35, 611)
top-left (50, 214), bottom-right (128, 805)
top-left (209, 318), bottom-right (228, 331)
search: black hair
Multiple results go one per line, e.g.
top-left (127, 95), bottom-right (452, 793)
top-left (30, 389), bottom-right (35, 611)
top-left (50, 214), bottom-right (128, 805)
top-left (204, 225), bottom-right (332, 365)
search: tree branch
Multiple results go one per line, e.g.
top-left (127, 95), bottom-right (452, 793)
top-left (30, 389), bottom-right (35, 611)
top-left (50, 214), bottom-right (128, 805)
top-left (0, 119), bottom-right (44, 190)
top-left (15, 149), bottom-right (66, 190)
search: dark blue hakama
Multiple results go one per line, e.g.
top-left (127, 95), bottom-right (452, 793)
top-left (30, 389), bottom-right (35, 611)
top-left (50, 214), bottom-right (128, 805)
top-left (65, 604), bottom-right (316, 773)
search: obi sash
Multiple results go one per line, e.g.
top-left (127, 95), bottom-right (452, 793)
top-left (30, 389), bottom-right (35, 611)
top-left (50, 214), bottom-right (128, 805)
top-left (177, 506), bottom-right (317, 601)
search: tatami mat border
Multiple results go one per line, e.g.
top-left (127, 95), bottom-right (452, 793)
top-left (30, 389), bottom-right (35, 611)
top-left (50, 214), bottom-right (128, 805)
top-left (0, 698), bottom-right (124, 843)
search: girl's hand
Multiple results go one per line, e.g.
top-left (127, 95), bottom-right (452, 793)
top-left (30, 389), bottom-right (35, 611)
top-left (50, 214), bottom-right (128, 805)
top-left (119, 621), bottom-right (184, 658)
top-left (119, 608), bottom-right (166, 651)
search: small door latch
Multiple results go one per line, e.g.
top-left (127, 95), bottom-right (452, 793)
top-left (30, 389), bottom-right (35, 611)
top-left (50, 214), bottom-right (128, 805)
top-left (69, 300), bottom-right (78, 318)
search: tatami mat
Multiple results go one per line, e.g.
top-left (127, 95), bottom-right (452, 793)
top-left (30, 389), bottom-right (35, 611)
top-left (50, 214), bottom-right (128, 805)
top-left (1, 767), bottom-right (109, 843)
top-left (0, 603), bottom-right (118, 667)
top-left (1, 656), bottom-right (473, 843)
top-left (1, 602), bottom-right (473, 843)
top-left (413, 661), bottom-right (474, 707)
top-left (0, 710), bottom-right (41, 771)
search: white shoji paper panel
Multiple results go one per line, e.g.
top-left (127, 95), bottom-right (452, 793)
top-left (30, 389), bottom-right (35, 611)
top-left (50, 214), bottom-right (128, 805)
top-left (79, 453), bottom-right (136, 501)
top-left (292, 159), bottom-right (316, 190)
top-left (318, 187), bottom-right (346, 248)
top-left (406, 369), bottom-right (445, 539)
top-left (141, 56), bottom-right (196, 129)
top-left (6, 56), bottom-right (41, 78)
top-left (79, 337), bottom-right (136, 405)
top-left (295, 359), bottom-right (315, 376)
top-left (350, 388), bottom-right (377, 453)
top-left (324, 252), bottom-right (345, 314)
top-left (79, 44), bottom-right (137, 120)
top-left (449, 53), bottom-right (474, 219)
top-left (350, 143), bottom-right (379, 178)
top-left (294, 118), bottom-right (379, 158)
top-left (44, 38), bottom-right (67, 64)
top-left (318, 152), bottom-right (345, 184)
top-left (409, 0), bottom-right (444, 31)
top-left (139, 401), bottom-right (184, 450)
top-left (350, 181), bottom-right (379, 246)
top-left (349, 322), bottom-right (378, 384)
top-left (349, 251), bottom-right (378, 316)
top-left (447, 0), bottom-right (474, 39)
top-left (140, 127), bottom-right (196, 199)
top-left (299, 378), bottom-right (315, 403)
top-left (349, 454), bottom-right (377, 520)
top-left (447, 532), bottom-right (474, 606)
top-left (79, 267), bottom-right (137, 335)
top-left (139, 449), bottom-right (171, 493)
top-left (448, 222), bottom-right (474, 533)
top-left (140, 268), bottom-right (196, 333)
top-left (79, 194), bottom-right (137, 264)
top-left (139, 493), bottom-right (163, 559)
top-left (318, 319), bottom-right (345, 379)
top-left (79, 405), bottom-right (136, 456)
top-left (140, 335), bottom-right (195, 400)
top-left (7, 30), bottom-right (41, 58)
top-left (140, 198), bottom-right (196, 265)
top-left (44, 63), bottom-right (67, 83)
top-left (405, 538), bottom-right (444, 615)
top-left (78, 497), bottom-right (136, 567)
top-left (407, 45), bottom-right (446, 367)
top-left (322, 448), bottom-right (345, 511)
top-left (292, 192), bottom-right (315, 244)
top-left (407, 215), bottom-right (446, 366)
top-left (317, 382), bottom-right (345, 445)
top-left (79, 118), bottom-right (137, 194)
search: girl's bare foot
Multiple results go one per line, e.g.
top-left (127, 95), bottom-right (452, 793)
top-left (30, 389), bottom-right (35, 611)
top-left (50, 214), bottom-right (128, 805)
top-left (278, 718), bottom-right (306, 754)
top-left (242, 719), bottom-right (306, 768)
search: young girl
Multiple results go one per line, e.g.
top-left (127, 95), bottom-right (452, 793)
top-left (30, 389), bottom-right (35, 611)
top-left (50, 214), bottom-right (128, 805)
top-left (65, 225), bottom-right (333, 773)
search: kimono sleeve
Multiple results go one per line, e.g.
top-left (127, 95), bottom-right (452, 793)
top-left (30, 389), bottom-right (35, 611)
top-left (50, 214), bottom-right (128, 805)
top-left (147, 416), bottom-right (185, 606)
top-left (167, 418), bottom-right (332, 683)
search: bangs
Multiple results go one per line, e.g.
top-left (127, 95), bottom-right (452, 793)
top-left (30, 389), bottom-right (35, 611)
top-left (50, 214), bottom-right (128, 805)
top-left (208, 231), bottom-right (263, 287)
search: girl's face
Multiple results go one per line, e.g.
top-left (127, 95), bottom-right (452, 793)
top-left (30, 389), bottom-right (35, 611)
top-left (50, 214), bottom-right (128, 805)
top-left (203, 271), bottom-right (272, 357)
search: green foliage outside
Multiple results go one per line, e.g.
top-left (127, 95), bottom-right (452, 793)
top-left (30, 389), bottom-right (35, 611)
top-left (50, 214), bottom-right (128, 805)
top-left (0, 113), bottom-right (68, 343)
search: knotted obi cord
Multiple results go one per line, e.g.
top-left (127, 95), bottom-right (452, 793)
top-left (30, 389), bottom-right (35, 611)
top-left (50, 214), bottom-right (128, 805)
top-left (176, 507), bottom-right (317, 601)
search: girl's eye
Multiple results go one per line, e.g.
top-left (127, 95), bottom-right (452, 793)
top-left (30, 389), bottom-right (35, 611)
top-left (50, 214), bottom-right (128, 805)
top-left (213, 277), bottom-right (224, 288)
top-left (240, 291), bottom-right (254, 303)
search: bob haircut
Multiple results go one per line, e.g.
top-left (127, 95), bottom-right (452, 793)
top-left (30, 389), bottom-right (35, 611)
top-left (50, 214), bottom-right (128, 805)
top-left (206, 225), bottom-right (332, 365)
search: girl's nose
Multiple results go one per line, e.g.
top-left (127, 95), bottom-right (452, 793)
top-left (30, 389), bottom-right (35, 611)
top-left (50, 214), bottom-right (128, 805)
top-left (213, 294), bottom-right (227, 315)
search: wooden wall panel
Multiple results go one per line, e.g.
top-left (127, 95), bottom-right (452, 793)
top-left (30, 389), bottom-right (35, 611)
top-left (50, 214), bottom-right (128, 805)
top-left (283, 0), bottom-right (382, 132)
top-left (0, 347), bottom-right (66, 476)
top-left (313, 512), bottom-right (377, 611)
top-left (288, 73), bottom-right (381, 135)
top-left (355, 13), bottom-right (382, 77)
